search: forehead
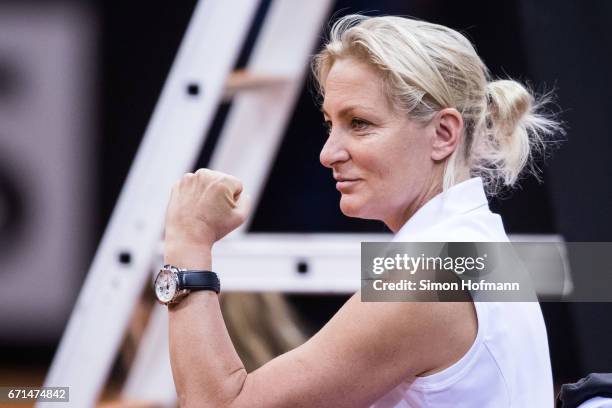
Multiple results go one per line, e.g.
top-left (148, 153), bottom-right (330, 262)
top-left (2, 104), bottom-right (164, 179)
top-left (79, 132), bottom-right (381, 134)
top-left (322, 58), bottom-right (393, 116)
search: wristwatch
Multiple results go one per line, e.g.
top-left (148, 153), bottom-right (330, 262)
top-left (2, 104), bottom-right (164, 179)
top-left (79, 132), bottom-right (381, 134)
top-left (154, 264), bottom-right (220, 305)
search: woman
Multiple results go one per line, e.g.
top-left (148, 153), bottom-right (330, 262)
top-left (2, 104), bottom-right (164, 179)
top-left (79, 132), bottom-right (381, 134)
top-left (162, 15), bottom-right (560, 407)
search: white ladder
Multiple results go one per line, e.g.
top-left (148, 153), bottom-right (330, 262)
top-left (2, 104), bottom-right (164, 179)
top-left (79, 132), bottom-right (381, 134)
top-left (39, 1), bottom-right (333, 407)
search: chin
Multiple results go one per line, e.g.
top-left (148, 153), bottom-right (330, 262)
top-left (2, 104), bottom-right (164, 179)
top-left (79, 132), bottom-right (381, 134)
top-left (339, 195), bottom-right (376, 220)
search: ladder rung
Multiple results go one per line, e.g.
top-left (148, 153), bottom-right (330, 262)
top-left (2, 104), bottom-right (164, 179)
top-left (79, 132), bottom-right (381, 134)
top-left (223, 69), bottom-right (291, 100)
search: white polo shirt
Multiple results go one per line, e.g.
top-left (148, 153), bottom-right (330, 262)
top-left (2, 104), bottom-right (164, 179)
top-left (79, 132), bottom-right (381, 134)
top-left (372, 177), bottom-right (554, 407)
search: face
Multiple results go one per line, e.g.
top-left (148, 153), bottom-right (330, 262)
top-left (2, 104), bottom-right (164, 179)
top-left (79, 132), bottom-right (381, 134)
top-left (320, 58), bottom-right (441, 231)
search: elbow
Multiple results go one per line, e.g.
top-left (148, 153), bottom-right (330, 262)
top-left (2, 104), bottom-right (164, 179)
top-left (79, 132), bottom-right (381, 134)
top-left (179, 368), bottom-right (249, 408)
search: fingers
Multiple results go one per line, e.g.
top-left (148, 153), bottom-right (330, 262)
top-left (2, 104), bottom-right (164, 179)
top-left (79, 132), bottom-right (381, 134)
top-left (166, 168), bottom-right (249, 244)
top-left (191, 168), bottom-right (243, 198)
top-left (180, 169), bottom-right (246, 209)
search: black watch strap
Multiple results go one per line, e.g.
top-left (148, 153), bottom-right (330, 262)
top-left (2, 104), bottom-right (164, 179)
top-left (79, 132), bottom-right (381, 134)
top-left (178, 271), bottom-right (220, 293)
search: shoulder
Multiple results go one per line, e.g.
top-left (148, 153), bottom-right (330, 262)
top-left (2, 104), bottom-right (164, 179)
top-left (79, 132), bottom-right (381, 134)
top-left (238, 292), bottom-right (479, 407)
top-left (324, 292), bottom-right (478, 377)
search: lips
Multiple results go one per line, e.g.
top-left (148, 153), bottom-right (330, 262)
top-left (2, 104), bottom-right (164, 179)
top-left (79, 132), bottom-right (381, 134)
top-left (334, 177), bottom-right (361, 192)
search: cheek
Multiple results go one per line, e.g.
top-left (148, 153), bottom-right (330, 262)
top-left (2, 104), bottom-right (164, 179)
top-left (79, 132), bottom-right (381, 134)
top-left (362, 137), bottom-right (430, 203)
top-left (340, 153), bottom-right (393, 216)
top-left (361, 143), bottom-right (407, 191)
top-left (339, 126), bottom-right (433, 218)
top-left (390, 131), bottom-right (433, 177)
top-left (353, 140), bottom-right (393, 179)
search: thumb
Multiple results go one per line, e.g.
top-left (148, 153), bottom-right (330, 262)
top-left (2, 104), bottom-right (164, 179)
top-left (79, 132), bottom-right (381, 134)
top-left (235, 192), bottom-right (251, 221)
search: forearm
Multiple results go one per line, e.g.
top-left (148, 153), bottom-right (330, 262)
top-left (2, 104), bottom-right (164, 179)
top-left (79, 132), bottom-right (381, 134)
top-left (166, 243), bottom-right (247, 408)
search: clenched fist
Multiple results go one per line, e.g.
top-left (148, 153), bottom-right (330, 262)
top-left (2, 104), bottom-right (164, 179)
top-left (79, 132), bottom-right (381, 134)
top-left (164, 169), bottom-right (250, 249)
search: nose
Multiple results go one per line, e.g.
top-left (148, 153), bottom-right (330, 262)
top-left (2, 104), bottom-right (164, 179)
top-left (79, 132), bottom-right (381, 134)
top-left (320, 130), bottom-right (350, 169)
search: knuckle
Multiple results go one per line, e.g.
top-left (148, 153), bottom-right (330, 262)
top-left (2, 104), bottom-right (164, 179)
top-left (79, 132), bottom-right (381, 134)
top-left (195, 168), bottom-right (208, 177)
top-left (196, 168), bottom-right (224, 187)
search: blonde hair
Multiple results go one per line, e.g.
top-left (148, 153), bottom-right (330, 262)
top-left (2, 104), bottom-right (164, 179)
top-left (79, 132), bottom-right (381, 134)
top-left (312, 15), bottom-right (562, 195)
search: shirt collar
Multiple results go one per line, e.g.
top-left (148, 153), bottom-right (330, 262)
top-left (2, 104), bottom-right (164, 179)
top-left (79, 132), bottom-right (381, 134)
top-left (393, 177), bottom-right (489, 240)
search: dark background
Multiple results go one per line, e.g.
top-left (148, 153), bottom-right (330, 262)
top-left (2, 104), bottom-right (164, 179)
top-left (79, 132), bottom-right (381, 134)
top-left (3, 0), bottom-right (612, 389)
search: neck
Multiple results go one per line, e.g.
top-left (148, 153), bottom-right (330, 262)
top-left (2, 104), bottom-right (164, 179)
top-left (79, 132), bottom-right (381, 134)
top-left (386, 179), bottom-right (443, 234)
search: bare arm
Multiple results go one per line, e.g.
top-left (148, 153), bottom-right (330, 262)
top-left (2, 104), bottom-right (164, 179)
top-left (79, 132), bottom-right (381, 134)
top-left (164, 169), bottom-right (477, 408)
top-left (165, 243), bottom-right (247, 408)
top-left (167, 247), bottom-right (476, 408)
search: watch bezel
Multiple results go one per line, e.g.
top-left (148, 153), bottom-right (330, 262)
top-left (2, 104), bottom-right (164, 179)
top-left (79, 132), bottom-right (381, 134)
top-left (155, 265), bottom-right (188, 305)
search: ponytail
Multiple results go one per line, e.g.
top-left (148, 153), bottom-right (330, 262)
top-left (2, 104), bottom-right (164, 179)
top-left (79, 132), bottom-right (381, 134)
top-left (467, 80), bottom-right (562, 194)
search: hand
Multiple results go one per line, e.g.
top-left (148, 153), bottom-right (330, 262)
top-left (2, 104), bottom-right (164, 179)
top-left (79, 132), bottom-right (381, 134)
top-left (164, 169), bottom-right (250, 249)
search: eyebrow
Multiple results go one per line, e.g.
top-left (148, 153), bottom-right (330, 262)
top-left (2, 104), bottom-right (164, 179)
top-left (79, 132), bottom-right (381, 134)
top-left (321, 104), bottom-right (372, 118)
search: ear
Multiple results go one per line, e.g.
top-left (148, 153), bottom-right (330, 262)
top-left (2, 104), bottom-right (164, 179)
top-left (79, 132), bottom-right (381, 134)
top-left (431, 108), bottom-right (463, 161)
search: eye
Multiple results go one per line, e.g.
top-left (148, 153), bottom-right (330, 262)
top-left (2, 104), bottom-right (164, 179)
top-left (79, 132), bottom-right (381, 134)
top-left (351, 118), bottom-right (370, 131)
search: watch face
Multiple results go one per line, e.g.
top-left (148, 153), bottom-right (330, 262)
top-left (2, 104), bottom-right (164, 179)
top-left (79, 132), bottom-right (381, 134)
top-left (155, 269), bottom-right (177, 304)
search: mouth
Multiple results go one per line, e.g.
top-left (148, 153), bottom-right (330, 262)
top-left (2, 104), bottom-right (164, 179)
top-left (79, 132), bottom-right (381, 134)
top-left (335, 178), bottom-right (361, 192)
